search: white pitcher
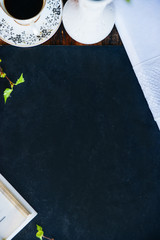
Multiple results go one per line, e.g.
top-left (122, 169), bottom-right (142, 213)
top-left (63, 0), bottom-right (115, 44)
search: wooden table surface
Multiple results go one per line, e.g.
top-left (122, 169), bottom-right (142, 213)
top-left (0, 23), bottom-right (122, 46)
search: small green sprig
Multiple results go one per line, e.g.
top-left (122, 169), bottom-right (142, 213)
top-left (0, 59), bottom-right (24, 103)
top-left (36, 225), bottom-right (55, 240)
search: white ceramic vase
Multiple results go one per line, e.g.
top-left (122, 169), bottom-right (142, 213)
top-left (63, 0), bottom-right (115, 44)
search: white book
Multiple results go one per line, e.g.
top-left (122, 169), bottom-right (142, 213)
top-left (0, 174), bottom-right (37, 240)
top-left (115, 0), bottom-right (160, 129)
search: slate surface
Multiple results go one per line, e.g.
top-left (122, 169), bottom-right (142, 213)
top-left (0, 46), bottom-right (160, 240)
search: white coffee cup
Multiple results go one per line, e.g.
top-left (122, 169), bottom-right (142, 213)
top-left (0, 0), bottom-right (46, 35)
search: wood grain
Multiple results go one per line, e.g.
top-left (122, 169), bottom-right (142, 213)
top-left (0, 23), bottom-right (122, 46)
top-left (0, 181), bottom-right (30, 216)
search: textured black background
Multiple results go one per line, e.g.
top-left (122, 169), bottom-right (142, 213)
top-left (0, 46), bottom-right (160, 240)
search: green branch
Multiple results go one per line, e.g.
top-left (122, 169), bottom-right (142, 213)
top-left (36, 225), bottom-right (55, 240)
top-left (0, 59), bottom-right (24, 103)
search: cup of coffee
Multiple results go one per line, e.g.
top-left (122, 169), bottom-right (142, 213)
top-left (0, 0), bottom-right (46, 35)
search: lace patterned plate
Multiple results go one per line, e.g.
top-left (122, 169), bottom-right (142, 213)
top-left (0, 0), bottom-right (62, 47)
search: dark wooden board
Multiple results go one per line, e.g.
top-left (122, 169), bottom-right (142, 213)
top-left (0, 46), bottom-right (159, 240)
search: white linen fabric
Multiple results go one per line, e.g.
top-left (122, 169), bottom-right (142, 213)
top-left (115, 0), bottom-right (160, 129)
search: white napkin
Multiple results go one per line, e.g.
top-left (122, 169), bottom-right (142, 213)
top-left (115, 0), bottom-right (160, 129)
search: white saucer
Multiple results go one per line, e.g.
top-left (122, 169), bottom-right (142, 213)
top-left (0, 0), bottom-right (62, 47)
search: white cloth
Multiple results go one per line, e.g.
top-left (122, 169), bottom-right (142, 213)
top-left (115, 0), bottom-right (160, 129)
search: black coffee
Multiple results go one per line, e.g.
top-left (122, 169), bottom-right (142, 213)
top-left (4, 0), bottom-right (43, 20)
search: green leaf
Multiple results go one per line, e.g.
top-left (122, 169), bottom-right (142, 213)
top-left (3, 88), bottom-right (13, 103)
top-left (0, 59), bottom-right (2, 62)
top-left (0, 72), bottom-right (6, 78)
top-left (37, 225), bottom-right (43, 231)
top-left (15, 73), bottom-right (25, 85)
top-left (36, 230), bottom-right (44, 240)
top-left (36, 225), bottom-right (44, 240)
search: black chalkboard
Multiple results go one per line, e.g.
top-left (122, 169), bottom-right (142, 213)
top-left (0, 46), bottom-right (160, 240)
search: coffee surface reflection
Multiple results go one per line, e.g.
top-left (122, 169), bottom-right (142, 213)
top-left (4, 0), bottom-right (43, 19)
